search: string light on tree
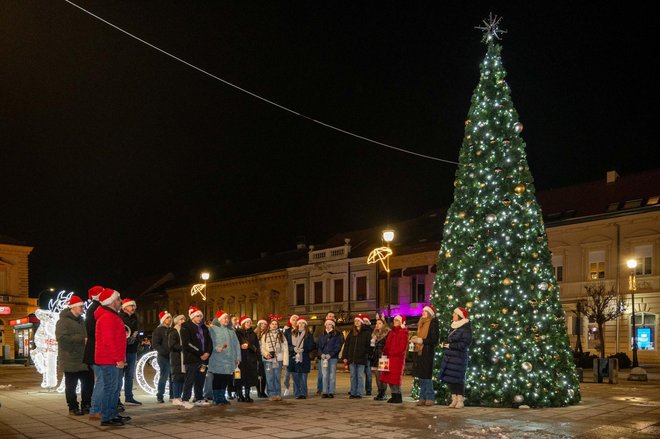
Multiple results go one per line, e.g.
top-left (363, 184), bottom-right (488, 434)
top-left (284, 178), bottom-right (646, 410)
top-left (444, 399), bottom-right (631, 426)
top-left (418, 15), bottom-right (580, 408)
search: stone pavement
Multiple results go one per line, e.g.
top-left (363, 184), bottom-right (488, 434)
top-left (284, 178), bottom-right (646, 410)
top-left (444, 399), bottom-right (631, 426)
top-left (1, 364), bottom-right (659, 439)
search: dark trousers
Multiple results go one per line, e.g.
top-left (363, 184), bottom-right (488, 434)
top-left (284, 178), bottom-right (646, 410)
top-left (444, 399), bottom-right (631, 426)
top-left (64, 370), bottom-right (94, 410)
top-left (182, 363), bottom-right (205, 401)
top-left (212, 373), bottom-right (232, 391)
top-left (449, 382), bottom-right (465, 395)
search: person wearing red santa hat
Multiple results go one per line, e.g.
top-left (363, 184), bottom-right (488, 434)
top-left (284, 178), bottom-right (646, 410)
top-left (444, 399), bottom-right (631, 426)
top-left (342, 314), bottom-right (371, 398)
top-left (84, 285), bottom-right (104, 420)
top-left (361, 314), bottom-right (373, 396)
top-left (284, 317), bottom-right (314, 399)
top-left (208, 311), bottom-right (241, 405)
top-left (317, 317), bottom-right (344, 398)
top-left (380, 314), bottom-right (409, 403)
top-left (411, 305), bottom-right (440, 406)
top-left (94, 288), bottom-right (128, 426)
top-left (56, 295), bottom-right (93, 416)
top-left (260, 314), bottom-right (289, 401)
top-left (254, 318), bottom-right (269, 398)
top-left (234, 315), bottom-right (259, 402)
top-left (179, 306), bottom-right (212, 408)
top-left (439, 307), bottom-right (472, 409)
top-left (282, 313), bottom-right (299, 396)
top-left (118, 298), bottom-right (141, 406)
top-left (151, 310), bottom-right (173, 403)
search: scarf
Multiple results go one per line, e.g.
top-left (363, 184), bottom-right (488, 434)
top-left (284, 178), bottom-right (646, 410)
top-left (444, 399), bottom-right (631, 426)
top-left (450, 318), bottom-right (469, 329)
top-left (415, 316), bottom-right (431, 355)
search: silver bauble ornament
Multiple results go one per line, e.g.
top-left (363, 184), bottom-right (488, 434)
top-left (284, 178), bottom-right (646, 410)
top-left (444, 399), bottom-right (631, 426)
top-left (522, 362), bottom-right (533, 372)
top-left (513, 122), bottom-right (523, 133)
top-left (513, 395), bottom-right (524, 403)
top-left (455, 280), bottom-right (464, 287)
top-left (568, 389), bottom-right (575, 398)
top-left (539, 282), bottom-right (549, 291)
top-left (485, 214), bottom-right (497, 223)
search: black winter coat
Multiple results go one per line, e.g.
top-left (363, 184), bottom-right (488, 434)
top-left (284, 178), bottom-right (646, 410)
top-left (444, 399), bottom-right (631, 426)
top-left (439, 321), bottom-right (472, 384)
top-left (168, 328), bottom-right (184, 375)
top-left (119, 311), bottom-right (140, 353)
top-left (236, 327), bottom-right (260, 386)
top-left (83, 300), bottom-right (100, 365)
top-left (152, 324), bottom-right (171, 358)
top-left (412, 317), bottom-right (440, 379)
top-left (341, 327), bottom-right (371, 365)
top-left (369, 330), bottom-right (389, 369)
top-left (180, 321), bottom-right (212, 365)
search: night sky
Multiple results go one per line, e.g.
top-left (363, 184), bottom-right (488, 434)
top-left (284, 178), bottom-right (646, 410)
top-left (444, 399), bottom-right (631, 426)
top-left (2, 2), bottom-right (657, 295)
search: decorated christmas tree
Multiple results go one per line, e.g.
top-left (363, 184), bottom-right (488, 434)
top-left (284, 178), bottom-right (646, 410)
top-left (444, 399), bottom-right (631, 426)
top-left (429, 15), bottom-right (581, 407)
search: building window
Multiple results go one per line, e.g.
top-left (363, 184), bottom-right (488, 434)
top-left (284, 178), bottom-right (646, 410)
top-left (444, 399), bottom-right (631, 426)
top-left (355, 276), bottom-right (367, 301)
top-left (552, 255), bottom-right (564, 282)
top-left (333, 279), bottom-right (344, 302)
top-left (0, 269), bottom-right (6, 293)
top-left (295, 283), bottom-right (305, 306)
top-left (314, 281), bottom-right (324, 304)
top-left (411, 275), bottom-right (425, 303)
top-left (632, 312), bottom-right (656, 351)
top-left (252, 302), bottom-right (258, 320)
top-left (588, 250), bottom-right (606, 280)
top-left (390, 278), bottom-right (399, 305)
top-left (633, 245), bottom-right (653, 276)
top-left (239, 303), bottom-right (246, 317)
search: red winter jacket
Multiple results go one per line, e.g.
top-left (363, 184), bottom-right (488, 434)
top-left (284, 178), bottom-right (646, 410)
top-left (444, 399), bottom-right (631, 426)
top-left (94, 305), bottom-right (127, 366)
top-left (380, 325), bottom-right (409, 386)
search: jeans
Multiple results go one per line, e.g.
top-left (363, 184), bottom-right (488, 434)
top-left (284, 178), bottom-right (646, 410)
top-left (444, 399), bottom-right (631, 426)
top-left (264, 360), bottom-right (282, 396)
top-left (122, 352), bottom-right (137, 399)
top-left (349, 363), bottom-right (365, 396)
top-left (64, 370), bottom-right (93, 410)
top-left (364, 363), bottom-right (372, 394)
top-left (203, 370), bottom-right (213, 399)
top-left (156, 355), bottom-right (171, 400)
top-left (292, 372), bottom-right (308, 397)
top-left (97, 365), bottom-right (121, 422)
top-left (182, 362), bottom-right (205, 401)
top-left (419, 378), bottom-right (435, 400)
top-left (283, 368), bottom-right (291, 389)
top-left (321, 358), bottom-right (337, 394)
top-left (316, 359), bottom-right (323, 391)
top-left (90, 365), bottom-right (105, 415)
top-left (171, 373), bottom-right (184, 399)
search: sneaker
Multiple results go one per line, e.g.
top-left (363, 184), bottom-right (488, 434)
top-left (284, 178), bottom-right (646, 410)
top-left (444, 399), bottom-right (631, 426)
top-left (328, 394), bottom-right (334, 398)
top-left (100, 419), bottom-right (124, 427)
top-left (195, 399), bottom-right (211, 407)
top-left (181, 401), bottom-right (195, 409)
top-left (124, 398), bottom-right (142, 405)
top-left (114, 415), bottom-right (131, 422)
top-left (117, 403), bottom-right (125, 413)
top-left (69, 409), bottom-right (84, 416)
top-left (283, 387), bottom-right (289, 396)
top-left (172, 399), bottom-right (184, 406)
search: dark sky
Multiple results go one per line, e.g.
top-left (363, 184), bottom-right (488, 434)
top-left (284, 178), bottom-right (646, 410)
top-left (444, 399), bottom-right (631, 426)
top-left (2, 1), bottom-right (657, 295)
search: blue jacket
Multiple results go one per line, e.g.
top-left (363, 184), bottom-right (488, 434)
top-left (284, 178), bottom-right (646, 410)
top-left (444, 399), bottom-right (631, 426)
top-left (285, 329), bottom-right (315, 373)
top-left (208, 319), bottom-right (241, 375)
top-left (439, 321), bottom-right (472, 384)
top-left (317, 330), bottom-right (344, 359)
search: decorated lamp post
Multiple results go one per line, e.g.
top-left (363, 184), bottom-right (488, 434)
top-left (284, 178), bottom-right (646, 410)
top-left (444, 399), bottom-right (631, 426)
top-left (626, 259), bottom-right (647, 381)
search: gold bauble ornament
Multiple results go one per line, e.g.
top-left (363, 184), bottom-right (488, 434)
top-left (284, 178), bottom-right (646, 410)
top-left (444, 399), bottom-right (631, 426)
top-left (502, 198), bottom-right (511, 206)
top-left (465, 119), bottom-right (471, 126)
top-left (502, 277), bottom-right (512, 286)
top-left (487, 247), bottom-right (493, 253)
top-left (529, 299), bottom-right (538, 306)
top-left (476, 273), bottom-right (481, 278)
top-left (505, 353), bottom-right (512, 359)
top-left (533, 266), bottom-right (539, 272)
top-left (490, 323), bottom-right (499, 329)
top-left (476, 150), bottom-right (483, 156)
top-left (458, 211), bottom-right (466, 219)
top-left (532, 252), bottom-right (539, 258)
top-left (445, 251), bottom-right (452, 258)
top-left (501, 307), bottom-right (508, 314)
top-left (466, 301), bottom-right (473, 308)
top-left (514, 183), bottom-right (526, 194)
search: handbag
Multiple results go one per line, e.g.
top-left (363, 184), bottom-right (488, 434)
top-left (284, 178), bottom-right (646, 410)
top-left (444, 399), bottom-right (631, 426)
top-left (377, 355), bottom-right (390, 372)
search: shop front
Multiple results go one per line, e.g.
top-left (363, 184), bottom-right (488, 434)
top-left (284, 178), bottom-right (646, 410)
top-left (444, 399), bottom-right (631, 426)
top-left (9, 315), bottom-right (39, 363)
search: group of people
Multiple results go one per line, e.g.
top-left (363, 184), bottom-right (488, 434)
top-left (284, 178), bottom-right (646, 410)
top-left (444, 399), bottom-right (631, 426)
top-left (56, 284), bottom-right (473, 428)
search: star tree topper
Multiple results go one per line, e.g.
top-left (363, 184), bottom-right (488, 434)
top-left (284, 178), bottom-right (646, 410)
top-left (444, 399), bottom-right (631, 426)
top-left (475, 12), bottom-right (508, 43)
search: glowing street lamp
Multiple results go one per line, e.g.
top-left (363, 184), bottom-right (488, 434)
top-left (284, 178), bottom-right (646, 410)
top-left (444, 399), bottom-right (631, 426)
top-left (37, 288), bottom-right (55, 309)
top-left (626, 259), bottom-right (639, 368)
top-left (367, 229), bottom-right (395, 319)
top-left (201, 272), bottom-right (210, 318)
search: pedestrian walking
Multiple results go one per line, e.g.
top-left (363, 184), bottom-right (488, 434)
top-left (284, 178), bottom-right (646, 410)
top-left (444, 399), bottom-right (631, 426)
top-left (285, 317), bottom-right (314, 399)
top-left (412, 305), bottom-right (440, 406)
top-left (260, 315), bottom-right (288, 401)
top-left (235, 316), bottom-right (259, 402)
top-left (208, 310), bottom-right (241, 405)
top-left (83, 285), bottom-right (104, 420)
top-left (317, 318), bottom-right (343, 398)
top-left (151, 310), bottom-right (172, 403)
top-left (94, 288), bottom-right (128, 426)
top-left (55, 295), bottom-right (93, 416)
top-left (439, 307), bottom-right (472, 409)
top-left (380, 314), bottom-right (409, 404)
top-left (370, 315), bottom-right (390, 401)
top-left (180, 306), bottom-right (212, 408)
top-left (168, 314), bottom-right (186, 406)
top-left (342, 315), bottom-right (371, 399)
top-left (119, 298), bottom-right (141, 406)
top-left (255, 318), bottom-right (269, 398)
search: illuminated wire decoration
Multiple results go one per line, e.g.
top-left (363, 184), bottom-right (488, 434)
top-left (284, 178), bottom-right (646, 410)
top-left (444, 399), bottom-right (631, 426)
top-left (367, 247), bottom-right (394, 272)
top-left (136, 350), bottom-right (167, 395)
top-left (31, 291), bottom-right (88, 391)
top-left (190, 283), bottom-right (207, 300)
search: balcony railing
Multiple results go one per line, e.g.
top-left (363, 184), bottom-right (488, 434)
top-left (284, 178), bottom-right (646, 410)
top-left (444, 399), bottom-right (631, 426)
top-left (308, 243), bottom-right (351, 263)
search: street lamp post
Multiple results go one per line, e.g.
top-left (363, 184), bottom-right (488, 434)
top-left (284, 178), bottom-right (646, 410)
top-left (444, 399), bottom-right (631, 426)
top-left (626, 259), bottom-right (647, 381)
top-left (366, 229), bottom-right (395, 320)
top-left (36, 288), bottom-right (55, 309)
top-left (382, 229), bottom-right (395, 320)
top-left (201, 272), bottom-right (210, 319)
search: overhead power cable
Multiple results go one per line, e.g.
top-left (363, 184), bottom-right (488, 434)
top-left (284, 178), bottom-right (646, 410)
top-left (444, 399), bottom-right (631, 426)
top-left (65, 0), bottom-right (459, 165)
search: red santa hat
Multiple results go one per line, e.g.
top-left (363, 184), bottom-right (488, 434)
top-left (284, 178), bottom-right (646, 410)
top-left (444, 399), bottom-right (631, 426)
top-left (238, 315), bottom-right (252, 327)
top-left (361, 314), bottom-right (372, 325)
top-left (215, 310), bottom-right (228, 321)
top-left (159, 310), bottom-right (172, 324)
top-left (68, 295), bottom-right (84, 308)
top-left (257, 318), bottom-right (268, 326)
top-left (287, 314), bottom-right (299, 327)
top-left (324, 318), bottom-right (336, 328)
top-left (88, 285), bottom-right (104, 300)
top-left (188, 305), bottom-right (203, 319)
top-left (99, 288), bottom-right (120, 306)
top-left (394, 314), bottom-right (406, 328)
top-left (354, 314), bottom-right (364, 324)
top-left (296, 317), bottom-right (307, 327)
top-left (121, 298), bottom-right (136, 309)
top-left (454, 307), bottom-right (469, 320)
top-left (423, 305), bottom-right (436, 317)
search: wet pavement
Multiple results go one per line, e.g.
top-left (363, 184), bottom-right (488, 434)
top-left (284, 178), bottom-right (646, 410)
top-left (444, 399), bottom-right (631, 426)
top-left (1, 364), bottom-right (659, 438)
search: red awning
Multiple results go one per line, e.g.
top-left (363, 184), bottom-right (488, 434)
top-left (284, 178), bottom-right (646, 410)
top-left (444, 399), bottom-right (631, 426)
top-left (9, 315), bottom-right (39, 326)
